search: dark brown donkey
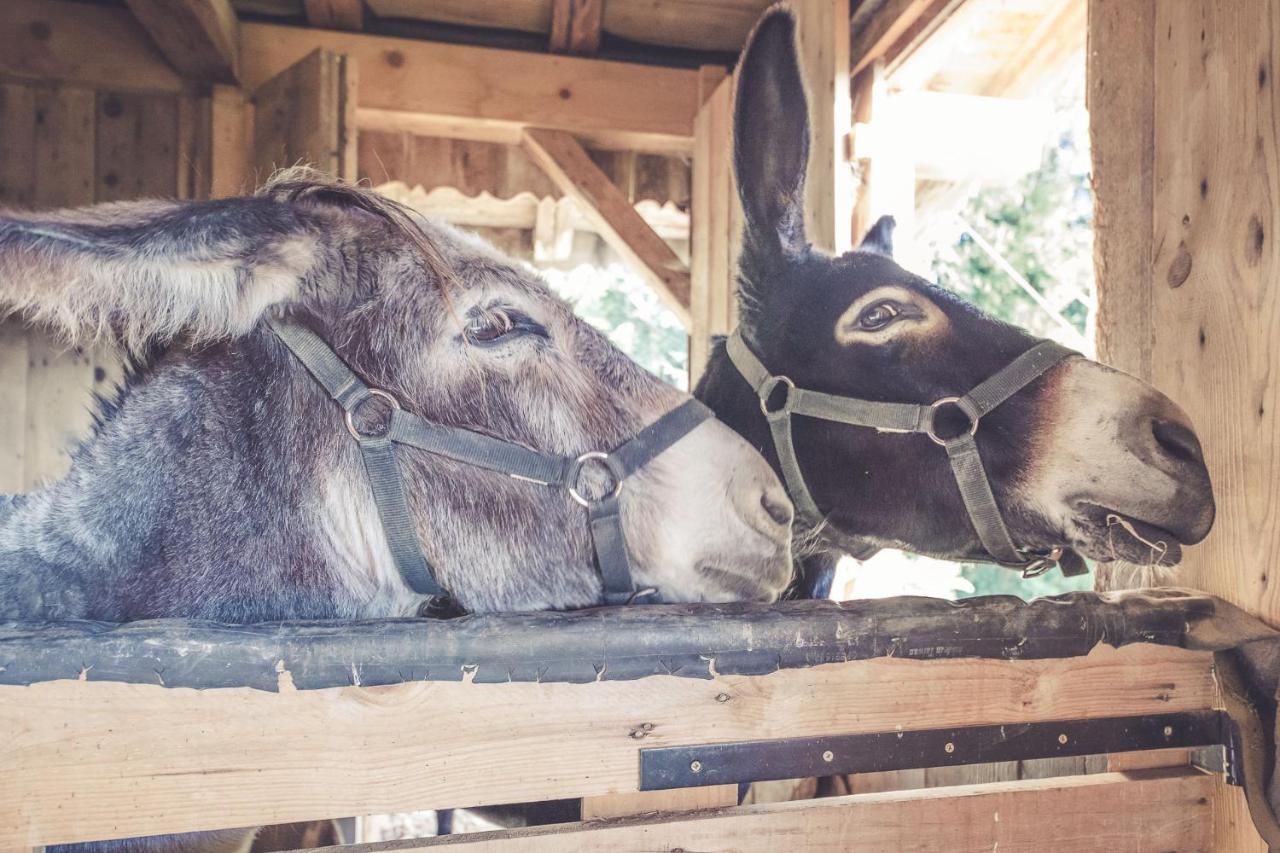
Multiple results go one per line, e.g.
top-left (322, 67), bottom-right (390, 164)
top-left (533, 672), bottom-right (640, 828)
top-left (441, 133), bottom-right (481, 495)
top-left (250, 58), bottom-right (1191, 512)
top-left (696, 6), bottom-right (1215, 597)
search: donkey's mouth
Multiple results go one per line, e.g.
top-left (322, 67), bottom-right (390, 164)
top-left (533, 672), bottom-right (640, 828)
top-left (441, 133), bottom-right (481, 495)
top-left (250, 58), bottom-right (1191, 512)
top-left (697, 562), bottom-right (789, 602)
top-left (1074, 505), bottom-right (1184, 567)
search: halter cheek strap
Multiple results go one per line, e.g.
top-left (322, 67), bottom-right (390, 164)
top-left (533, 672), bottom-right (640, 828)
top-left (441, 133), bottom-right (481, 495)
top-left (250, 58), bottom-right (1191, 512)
top-left (268, 319), bottom-right (714, 610)
top-left (727, 331), bottom-right (1085, 578)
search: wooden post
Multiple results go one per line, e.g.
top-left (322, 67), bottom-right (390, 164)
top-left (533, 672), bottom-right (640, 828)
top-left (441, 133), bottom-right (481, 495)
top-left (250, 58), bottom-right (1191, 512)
top-left (795, 0), bottom-right (853, 255)
top-left (1090, 0), bottom-right (1279, 848)
top-left (689, 69), bottom-right (738, 386)
top-left (252, 48), bottom-right (358, 182)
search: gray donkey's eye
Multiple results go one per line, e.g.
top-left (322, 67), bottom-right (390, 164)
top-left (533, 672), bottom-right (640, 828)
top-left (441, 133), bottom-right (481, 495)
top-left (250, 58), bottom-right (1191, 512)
top-left (464, 307), bottom-right (548, 347)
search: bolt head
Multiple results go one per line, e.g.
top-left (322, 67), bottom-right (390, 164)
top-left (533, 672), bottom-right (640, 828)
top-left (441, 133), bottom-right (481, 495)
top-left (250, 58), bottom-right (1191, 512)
top-left (1058, 733), bottom-right (1069, 745)
top-left (944, 742), bottom-right (955, 754)
top-left (690, 760), bottom-right (703, 773)
top-left (1164, 726), bottom-right (1174, 737)
top-left (822, 750), bottom-right (834, 762)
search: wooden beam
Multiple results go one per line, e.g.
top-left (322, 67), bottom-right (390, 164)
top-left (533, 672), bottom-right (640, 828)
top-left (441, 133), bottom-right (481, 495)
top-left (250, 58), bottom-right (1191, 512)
top-left (209, 85), bottom-right (253, 198)
top-left (304, 0), bottom-right (365, 31)
top-left (240, 21), bottom-right (699, 154)
top-left (797, 0), bottom-right (853, 254)
top-left (550, 0), bottom-right (603, 56)
top-left (580, 785), bottom-right (738, 820)
top-left (521, 128), bottom-right (691, 325)
top-left (123, 0), bottom-right (240, 84)
top-left (0, 644), bottom-right (1214, 847)
top-left (850, 0), bottom-right (959, 78)
top-left (337, 770), bottom-right (1216, 852)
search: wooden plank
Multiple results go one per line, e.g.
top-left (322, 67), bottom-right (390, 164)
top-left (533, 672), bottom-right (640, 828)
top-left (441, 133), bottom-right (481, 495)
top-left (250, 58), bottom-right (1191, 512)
top-left (550, 0), bottom-right (603, 56)
top-left (210, 85), bottom-right (254, 197)
top-left (580, 786), bottom-right (738, 820)
top-left (1146, 2), bottom-right (1280, 848)
top-left (0, 644), bottom-right (1214, 847)
top-left (304, 0), bottom-right (365, 32)
top-left (338, 770), bottom-right (1215, 852)
top-left (252, 48), bottom-right (358, 181)
top-left (176, 92), bottom-right (213, 201)
top-left (123, 0), bottom-right (240, 84)
top-left (689, 73), bottom-right (736, 385)
top-left (24, 85), bottom-right (97, 490)
top-left (522, 128), bottom-right (691, 324)
top-left (0, 0), bottom-right (185, 95)
top-left (240, 22), bottom-right (699, 154)
top-left (94, 92), bottom-right (181, 202)
top-left (0, 84), bottom-right (36, 494)
top-left (1088, 0), bottom-right (1155, 388)
top-left (850, 63), bottom-right (879, 246)
top-left (797, 0), bottom-right (853, 254)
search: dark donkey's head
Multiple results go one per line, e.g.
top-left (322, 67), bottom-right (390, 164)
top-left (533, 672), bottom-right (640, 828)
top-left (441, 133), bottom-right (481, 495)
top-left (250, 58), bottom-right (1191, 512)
top-left (698, 8), bottom-right (1214, 578)
top-left (0, 172), bottom-right (793, 622)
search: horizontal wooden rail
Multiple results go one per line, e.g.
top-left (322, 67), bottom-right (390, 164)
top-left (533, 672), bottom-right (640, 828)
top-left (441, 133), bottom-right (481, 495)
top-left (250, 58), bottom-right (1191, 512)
top-left (351, 769), bottom-right (1215, 852)
top-left (1, 644), bottom-right (1215, 848)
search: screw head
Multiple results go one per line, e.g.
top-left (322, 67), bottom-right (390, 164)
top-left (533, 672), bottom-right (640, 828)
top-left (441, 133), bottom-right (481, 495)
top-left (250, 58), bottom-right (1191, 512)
top-left (944, 742), bottom-right (955, 754)
top-left (822, 750), bottom-right (835, 763)
top-left (1058, 733), bottom-right (1069, 745)
top-left (690, 760), bottom-right (703, 773)
top-left (1163, 726), bottom-right (1174, 737)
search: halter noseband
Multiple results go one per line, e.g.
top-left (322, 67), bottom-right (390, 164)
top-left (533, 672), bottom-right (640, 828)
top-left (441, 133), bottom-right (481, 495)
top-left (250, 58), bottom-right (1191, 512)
top-left (726, 330), bottom-right (1087, 578)
top-left (268, 319), bottom-right (713, 612)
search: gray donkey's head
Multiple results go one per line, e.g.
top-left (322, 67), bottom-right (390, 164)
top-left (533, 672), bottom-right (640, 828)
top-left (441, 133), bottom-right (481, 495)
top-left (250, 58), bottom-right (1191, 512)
top-left (0, 172), bottom-right (793, 621)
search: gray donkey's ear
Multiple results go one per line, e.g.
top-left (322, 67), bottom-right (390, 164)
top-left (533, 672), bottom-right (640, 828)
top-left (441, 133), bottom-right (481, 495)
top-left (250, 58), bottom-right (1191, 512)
top-left (0, 195), bottom-right (340, 351)
top-left (734, 7), bottom-right (809, 259)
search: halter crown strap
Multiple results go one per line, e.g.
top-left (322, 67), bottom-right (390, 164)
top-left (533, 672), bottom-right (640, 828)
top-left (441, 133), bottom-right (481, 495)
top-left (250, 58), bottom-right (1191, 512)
top-left (268, 318), bottom-right (712, 608)
top-left (728, 329), bottom-right (1081, 576)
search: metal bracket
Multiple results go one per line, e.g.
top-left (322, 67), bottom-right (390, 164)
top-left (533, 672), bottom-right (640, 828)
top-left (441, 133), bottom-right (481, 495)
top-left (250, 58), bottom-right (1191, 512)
top-left (640, 710), bottom-right (1237, 791)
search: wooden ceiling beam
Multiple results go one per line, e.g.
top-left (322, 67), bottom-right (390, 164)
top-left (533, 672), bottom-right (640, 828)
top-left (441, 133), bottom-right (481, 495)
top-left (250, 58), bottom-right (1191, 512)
top-left (550, 0), bottom-right (603, 56)
top-left (522, 128), bottom-right (692, 325)
top-left (850, 0), bottom-right (966, 77)
top-left (241, 21), bottom-right (699, 154)
top-left (123, 0), bottom-right (240, 84)
top-left (303, 0), bottom-right (365, 32)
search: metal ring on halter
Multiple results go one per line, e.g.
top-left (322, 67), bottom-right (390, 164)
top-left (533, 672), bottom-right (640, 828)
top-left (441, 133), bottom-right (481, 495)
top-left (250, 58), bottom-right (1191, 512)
top-left (568, 451), bottom-right (626, 507)
top-left (345, 388), bottom-right (402, 440)
top-left (757, 375), bottom-right (797, 417)
top-left (924, 395), bottom-right (981, 446)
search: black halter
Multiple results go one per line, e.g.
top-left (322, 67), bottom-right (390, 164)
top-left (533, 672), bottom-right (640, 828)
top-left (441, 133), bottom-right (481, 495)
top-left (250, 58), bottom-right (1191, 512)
top-left (726, 331), bottom-right (1089, 578)
top-left (268, 319), bottom-right (714, 611)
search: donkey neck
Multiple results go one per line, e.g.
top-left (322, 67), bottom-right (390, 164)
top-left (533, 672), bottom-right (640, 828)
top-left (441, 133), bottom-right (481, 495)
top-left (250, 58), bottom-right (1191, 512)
top-left (0, 331), bottom-right (406, 623)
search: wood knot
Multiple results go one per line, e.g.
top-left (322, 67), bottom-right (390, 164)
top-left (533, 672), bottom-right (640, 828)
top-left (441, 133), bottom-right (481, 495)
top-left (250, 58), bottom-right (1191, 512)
top-left (1167, 243), bottom-right (1192, 288)
top-left (384, 50), bottom-right (405, 68)
top-left (559, 88), bottom-right (572, 100)
top-left (715, 692), bottom-right (731, 703)
top-left (29, 20), bottom-right (51, 40)
top-left (101, 96), bottom-right (124, 118)
top-left (629, 722), bottom-right (655, 739)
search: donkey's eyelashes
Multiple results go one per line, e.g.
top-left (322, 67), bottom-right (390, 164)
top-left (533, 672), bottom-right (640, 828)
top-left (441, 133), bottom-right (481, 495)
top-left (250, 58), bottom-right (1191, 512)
top-left (463, 306), bottom-right (548, 347)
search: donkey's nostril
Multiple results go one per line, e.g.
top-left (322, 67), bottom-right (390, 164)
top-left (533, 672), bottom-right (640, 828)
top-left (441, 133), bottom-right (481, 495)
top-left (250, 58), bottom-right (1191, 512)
top-left (1152, 418), bottom-right (1205, 466)
top-left (761, 488), bottom-right (794, 528)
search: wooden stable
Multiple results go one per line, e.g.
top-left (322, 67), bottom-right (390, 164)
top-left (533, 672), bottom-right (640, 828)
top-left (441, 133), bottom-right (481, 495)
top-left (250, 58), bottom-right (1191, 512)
top-left (2, 0), bottom-right (1280, 849)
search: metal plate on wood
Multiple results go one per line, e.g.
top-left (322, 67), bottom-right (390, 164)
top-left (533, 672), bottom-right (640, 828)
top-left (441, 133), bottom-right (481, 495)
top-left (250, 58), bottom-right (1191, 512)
top-left (640, 711), bottom-right (1234, 790)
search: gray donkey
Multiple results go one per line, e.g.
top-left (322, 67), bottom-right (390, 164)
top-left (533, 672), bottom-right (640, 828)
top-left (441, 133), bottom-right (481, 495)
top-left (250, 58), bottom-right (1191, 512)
top-left (0, 171), bottom-right (794, 624)
top-left (0, 172), bottom-right (794, 852)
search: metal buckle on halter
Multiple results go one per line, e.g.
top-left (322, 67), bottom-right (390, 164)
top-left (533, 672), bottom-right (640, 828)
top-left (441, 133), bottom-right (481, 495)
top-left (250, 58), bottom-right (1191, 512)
top-left (345, 388), bottom-right (401, 440)
top-left (757, 375), bottom-right (797, 417)
top-left (567, 451), bottom-right (626, 507)
top-left (923, 395), bottom-right (981, 447)
top-left (1017, 546), bottom-right (1064, 578)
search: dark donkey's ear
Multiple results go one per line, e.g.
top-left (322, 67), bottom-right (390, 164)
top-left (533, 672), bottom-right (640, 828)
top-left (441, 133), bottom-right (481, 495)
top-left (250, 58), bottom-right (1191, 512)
top-left (734, 7), bottom-right (809, 260)
top-left (858, 215), bottom-right (896, 257)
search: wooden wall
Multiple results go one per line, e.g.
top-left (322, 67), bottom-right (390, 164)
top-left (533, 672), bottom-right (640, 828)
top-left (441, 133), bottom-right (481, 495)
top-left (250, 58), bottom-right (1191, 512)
top-left (1090, 0), bottom-right (1280, 848)
top-left (0, 81), bottom-right (210, 493)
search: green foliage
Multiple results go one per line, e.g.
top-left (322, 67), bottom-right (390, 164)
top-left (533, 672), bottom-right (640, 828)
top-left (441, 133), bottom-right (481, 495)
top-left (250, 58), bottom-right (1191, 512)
top-left (541, 262), bottom-right (689, 389)
top-left (930, 107), bottom-right (1095, 343)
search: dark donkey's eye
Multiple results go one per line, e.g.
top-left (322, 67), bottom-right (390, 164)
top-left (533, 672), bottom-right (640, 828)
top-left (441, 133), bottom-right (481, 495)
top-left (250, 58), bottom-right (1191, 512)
top-left (857, 300), bottom-right (902, 331)
top-left (465, 307), bottom-right (547, 346)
